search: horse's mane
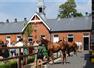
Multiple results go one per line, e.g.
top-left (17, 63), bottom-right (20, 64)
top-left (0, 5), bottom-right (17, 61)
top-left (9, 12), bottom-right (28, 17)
top-left (43, 39), bottom-right (51, 44)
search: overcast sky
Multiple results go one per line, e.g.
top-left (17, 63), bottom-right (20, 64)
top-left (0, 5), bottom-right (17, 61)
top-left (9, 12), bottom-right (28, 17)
top-left (0, 0), bottom-right (92, 22)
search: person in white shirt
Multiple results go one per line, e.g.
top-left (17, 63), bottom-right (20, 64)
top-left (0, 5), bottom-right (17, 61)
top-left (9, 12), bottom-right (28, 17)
top-left (15, 38), bottom-right (24, 56)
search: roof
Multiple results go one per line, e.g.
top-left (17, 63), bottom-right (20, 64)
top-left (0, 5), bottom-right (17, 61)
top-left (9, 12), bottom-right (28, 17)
top-left (0, 21), bottom-right (26, 34)
top-left (34, 12), bottom-right (50, 30)
top-left (35, 13), bottom-right (92, 32)
top-left (0, 12), bottom-right (92, 34)
top-left (45, 16), bottom-right (92, 32)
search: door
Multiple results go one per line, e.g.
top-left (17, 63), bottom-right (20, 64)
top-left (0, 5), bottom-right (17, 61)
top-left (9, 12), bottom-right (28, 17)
top-left (83, 37), bottom-right (89, 50)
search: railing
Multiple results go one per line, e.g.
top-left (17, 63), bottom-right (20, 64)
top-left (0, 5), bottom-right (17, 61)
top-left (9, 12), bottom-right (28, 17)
top-left (0, 46), bottom-right (36, 68)
top-left (0, 46), bottom-right (61, 68)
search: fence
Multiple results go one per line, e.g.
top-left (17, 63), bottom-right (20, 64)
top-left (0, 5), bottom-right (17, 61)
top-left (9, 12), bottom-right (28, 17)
top-left (0, 46), bottom-right (61, 68)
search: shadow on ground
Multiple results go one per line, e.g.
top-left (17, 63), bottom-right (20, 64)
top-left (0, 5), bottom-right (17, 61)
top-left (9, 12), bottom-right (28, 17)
top-left (53, 61), bottom-right (70, 65)
top-left (84, 54), bottom-right (94, 68)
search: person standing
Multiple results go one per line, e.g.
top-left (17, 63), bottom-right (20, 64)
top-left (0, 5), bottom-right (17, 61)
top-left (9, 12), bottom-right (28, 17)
top-left (15, 38), bottom-right (24, 56)
top-left (2, 40), bottom-right (9, 58)
top-left (14, 38), bottom-right (24, 68)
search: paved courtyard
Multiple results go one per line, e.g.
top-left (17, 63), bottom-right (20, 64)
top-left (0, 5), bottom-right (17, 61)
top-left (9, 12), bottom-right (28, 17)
top-left (46, 51), bottom-right (94, 68)
top-left (24, 51), bottom-right (94, 68)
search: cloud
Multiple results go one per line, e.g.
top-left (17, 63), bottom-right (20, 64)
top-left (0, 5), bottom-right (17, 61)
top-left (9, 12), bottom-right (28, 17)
top-left (45, 0), bottom-right (67, 2)
top-left (0, 0), bottom-right (67, 3)
top-left (0, 0), bottom-right (92, 21)
top-left (0, 2), bottom-right (36, 22)
top-left (0, 0), bottom-right (35, 3)
top-left (76, 0), bottom-right (91, 15)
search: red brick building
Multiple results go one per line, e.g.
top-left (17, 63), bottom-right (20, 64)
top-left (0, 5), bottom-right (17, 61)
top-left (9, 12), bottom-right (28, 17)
top-left (29, 12), bottom-right (92, 50)
top-left (0, 19), bottom-right (28, 44)
top-left (0, 0), bottom-right (92, 51)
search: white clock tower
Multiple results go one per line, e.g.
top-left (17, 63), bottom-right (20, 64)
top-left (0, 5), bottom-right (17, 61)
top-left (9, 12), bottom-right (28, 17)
top-left (36, 0), bottom-right (46, 16)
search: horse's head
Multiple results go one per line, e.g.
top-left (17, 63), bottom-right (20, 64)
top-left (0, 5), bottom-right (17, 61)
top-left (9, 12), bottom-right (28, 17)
top-left (58, 40), bottom-right (63, 45)
top-left (41, 38), bottom-right (49, 45)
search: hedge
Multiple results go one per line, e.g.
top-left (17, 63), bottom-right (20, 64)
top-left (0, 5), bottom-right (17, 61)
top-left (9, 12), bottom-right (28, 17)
top-left (27, 55), bottom-right (35, 64)
top-left (0, 55), bottom-right (35, 68)
top-left (0, 60), bottom-right (17, 68)
top-left (91, 58), bottom-right (94, 63)
top-left (89, 50), bottom-right (94, 55)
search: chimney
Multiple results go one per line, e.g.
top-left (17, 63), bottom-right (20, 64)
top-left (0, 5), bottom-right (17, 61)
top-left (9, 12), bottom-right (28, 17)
top-left (14, 18), bottom-right (17, 22)
top-left (24, 18), bottom-right (27, 21)
top-left (6, 19), bottom-right (9, 23)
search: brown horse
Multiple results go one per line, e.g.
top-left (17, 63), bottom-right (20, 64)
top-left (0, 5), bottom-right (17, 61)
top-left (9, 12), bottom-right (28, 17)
top-left (41, 38), bottom-right (78, 63)
top-left (67, 41), bottom-right (78, 56)
top-left (41, 39), bottom-right (69, 63)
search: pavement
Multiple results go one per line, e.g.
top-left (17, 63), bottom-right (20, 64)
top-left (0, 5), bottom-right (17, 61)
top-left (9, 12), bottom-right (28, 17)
top-left (24, 51), bottom-right (94, 68)
top-left (46, 51), bottom-right (94, 68)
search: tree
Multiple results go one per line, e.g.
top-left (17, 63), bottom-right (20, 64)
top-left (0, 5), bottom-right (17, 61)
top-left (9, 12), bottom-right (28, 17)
top-left (24, 23), bottom-right (32, 37)
top-left (58, 0), bottom-right (83, 18)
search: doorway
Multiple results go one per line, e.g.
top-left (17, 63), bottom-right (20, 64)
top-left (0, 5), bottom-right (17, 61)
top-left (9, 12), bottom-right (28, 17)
top-left (83, 37), bottom-right (89, 50)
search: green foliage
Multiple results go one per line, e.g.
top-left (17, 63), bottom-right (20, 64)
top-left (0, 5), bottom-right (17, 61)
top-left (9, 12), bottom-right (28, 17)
top-left (27, 55), bottom-right (35, 64)
top-left (24, 23), bottom-right (32, 37)
top-left (38, 44), bottom-right (48, 57)
top-left (58, 0), bottom-right (83, 18)
top-left (0, 60), bottom-right (17, 68)
top-left (91, 58), bottom-right (94, 63)
top-left (0, 56), bottom-right (35, 68)
top-left (89, 50), bottom-right (94, 55)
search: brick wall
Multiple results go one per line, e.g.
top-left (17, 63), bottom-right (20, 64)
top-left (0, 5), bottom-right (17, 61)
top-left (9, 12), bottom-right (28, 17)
top-left (0, 34), bottom-right (22, 43)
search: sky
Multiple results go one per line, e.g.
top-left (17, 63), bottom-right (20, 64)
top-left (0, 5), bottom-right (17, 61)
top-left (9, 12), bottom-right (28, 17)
top-left (0, 0), bottom-right (92, 22)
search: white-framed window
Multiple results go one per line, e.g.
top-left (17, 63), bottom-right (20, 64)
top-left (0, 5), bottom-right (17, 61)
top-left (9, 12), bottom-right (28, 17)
top-left (41, 35), bottom-right (45, 38)
top-left (6, 35), bottom-right (11, 45)
top-left (16, 35), bottom-right (21, 42)
top-left (53, 34), bottom-right (59, 43)
top-left (40, 35), bottom-right (46, 40)
top-left (28, 36), bottom-right (32, 42)
top-left (68, 34), bottom-right (74, 42)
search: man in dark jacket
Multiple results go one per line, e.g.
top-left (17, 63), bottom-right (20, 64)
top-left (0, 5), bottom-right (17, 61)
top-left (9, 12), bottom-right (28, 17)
top-left (2, 41), bottom-right (9, 58)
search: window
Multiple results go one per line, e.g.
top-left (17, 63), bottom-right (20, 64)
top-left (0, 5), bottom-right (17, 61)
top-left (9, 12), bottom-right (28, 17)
top-left (41, 35), bottom-right (45, 39)
top-left (41, 35), bottom-right (45, 37)
top-left (17, 36), bottom-right (21, 38)
top-left (6, 35), bottom-right (11, 45)
top-left (39, 7), bottom-right (42, 13)
top-left (83, 33), bottom-right (89, 36)
top-left (68, 34), bottom-right (74, 42)
top-left (6, 36), bottom-right (10, 38)
top-left (53, 34), bottom-right (59, 43)
top-left (28, 36), bottom-right (32, 42)
top-left (54, 35), bottom-right (58, 37)
top-left (16, 35), bottom-right (21, 41)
